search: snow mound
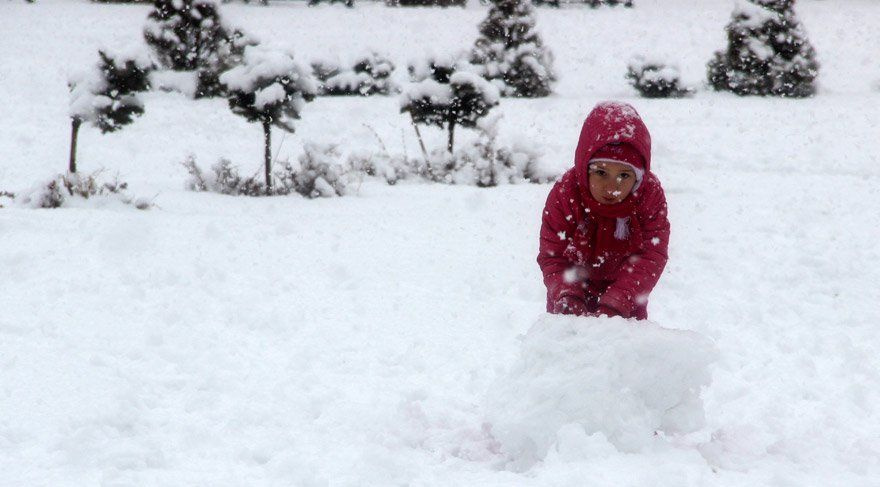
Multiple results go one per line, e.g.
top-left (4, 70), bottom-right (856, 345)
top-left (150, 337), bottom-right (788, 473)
top-left (485, 314), bottom-right (717, 470)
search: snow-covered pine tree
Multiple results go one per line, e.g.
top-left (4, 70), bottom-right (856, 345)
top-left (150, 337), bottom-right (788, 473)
top-left (67, 48), bottom-right (154, 174)
top-left (219, 45), bottom-right (318, 195)
top-left (144, 0), bottom-right (255, 98)
top-left (707, 0), bottom-right (818, 97)
top-left (470, 0), bottom-right (555, 98)
top-left (400, 55), bottom-right (499, 153)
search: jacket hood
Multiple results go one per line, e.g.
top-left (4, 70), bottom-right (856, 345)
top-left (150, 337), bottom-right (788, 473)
top-left (573, 102), bottom-right (652, 197)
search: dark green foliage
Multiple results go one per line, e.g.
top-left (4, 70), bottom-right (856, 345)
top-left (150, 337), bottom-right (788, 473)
top-left (308, 0), bottom-right (354, 6)
top-left (586, 0), bottom-right (633, 7)
top-left (387, 0), bottom-right (465, 6)
top-left (626, 58), bottom-right (692, 98)
top-left (471, 0), bottom-right (555, 97)
top-left (144, 0), bottom-right (255, 98)
top-left (93, 51), bottom-right (152, 133)
top-left (401, 56), bottom-right (499, 152)
top-left (707, 0), bottom-right (818, 97)
top-left (313, 53), bottom-right (396, 96)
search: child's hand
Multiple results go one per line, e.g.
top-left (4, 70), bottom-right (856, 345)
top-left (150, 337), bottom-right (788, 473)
top-left (553, 296), bottom-right (588, 316)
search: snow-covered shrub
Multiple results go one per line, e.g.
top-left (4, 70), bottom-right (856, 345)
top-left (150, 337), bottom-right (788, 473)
top-left (707, 0), bottom-right (818, 97)
top-left (387, 0), bottom-right (465, 6)
top-left (68, 47), bottom-right (154, 173)
top-left (347, 152), bottom-right (415, 186)
top-left (220, 45), bottom-right (318, 194)
top-left (307, 0), bottom-right (354, 6)
top-left (0, 191), bottom-right (16, 209)
top-left (471, 0), bottom-right (555, 98)
top-left (586, 0), bottom-right (633, 7)
top-left (183, 145), bottom-right (352, 198)
top-left (485, 315), bottom-right (717, 471)
top-left (416, 116), bottom-right (551, 186)
top-left (401, 54), bottom-right (500, 153)
top-left (182, 155), bottom-right (266, 196)
top-left (14, 173), bottom-right (150, 210)
top-left (144, 0), bottom-right (256, 98)
top-left (626, 56), bottom-right (692, 98)
top-left (312, 52), bottom-right (397, 96)
top-left (275, 144), bottom-right (351, 198)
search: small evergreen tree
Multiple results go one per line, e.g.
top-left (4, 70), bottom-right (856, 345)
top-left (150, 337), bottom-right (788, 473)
top-left (626, 57), bottom-right (692, 98)
top-left (707, 0), bottom-right (818, 97)
top-left (144, 0), bottom-right (255, 98)
top-left (220, 45), bottom-right (318, 195)
top-left (471, 0), bottom-right (555, 98)
top-left (68, 48), bottom-right (154, 174)
top-left (401, 55), bottom-right (499, 153)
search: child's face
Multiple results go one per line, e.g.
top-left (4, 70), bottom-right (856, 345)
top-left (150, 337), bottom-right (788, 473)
top-left (588, 162), bottom-right (637, 205)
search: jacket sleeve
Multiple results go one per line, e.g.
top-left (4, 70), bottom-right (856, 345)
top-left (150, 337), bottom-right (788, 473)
top-left (537, 176), bottom-right (584, 308)
top-left (599, 180), bottom-right (670, 317)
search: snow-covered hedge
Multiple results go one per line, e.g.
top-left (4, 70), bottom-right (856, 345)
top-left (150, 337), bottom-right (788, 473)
top-left (183, 144), bottom-right (354, 198)
top-left (626, 56), bottom-right (692, 98)
top-left (312, 52), bottom-right (397, 96)
top-left (9, 173), bottom-right (150, 210)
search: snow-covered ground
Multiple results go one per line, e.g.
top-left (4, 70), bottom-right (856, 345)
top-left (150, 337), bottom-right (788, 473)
top-left (1, 0), bottom-right (879, 485)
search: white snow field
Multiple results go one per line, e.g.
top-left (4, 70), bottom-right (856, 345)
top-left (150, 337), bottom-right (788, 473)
top-left (2, 0), bottom-right (880, 485)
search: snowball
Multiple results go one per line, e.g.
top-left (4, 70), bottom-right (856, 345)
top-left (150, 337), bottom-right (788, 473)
top-left (484, 314), bottom-right (717, 470)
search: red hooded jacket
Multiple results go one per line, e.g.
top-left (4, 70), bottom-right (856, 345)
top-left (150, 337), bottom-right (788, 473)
top-left (537, 102), bottom-right (670, 320)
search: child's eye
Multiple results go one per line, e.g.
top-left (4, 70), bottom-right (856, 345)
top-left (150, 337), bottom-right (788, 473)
top-left (619, 173), bottom-right (630, 179)
top-left (593, 169), bottom-right (606, 176)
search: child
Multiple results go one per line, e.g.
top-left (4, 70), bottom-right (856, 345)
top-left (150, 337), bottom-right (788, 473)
top-left (538, 102), bottom-right (670, 320)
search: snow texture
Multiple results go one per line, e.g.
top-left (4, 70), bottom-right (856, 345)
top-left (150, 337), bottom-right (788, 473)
top-left (1, 1), bottom-right (880, 485)
top-left (486, 315), bottom-right (717, 471)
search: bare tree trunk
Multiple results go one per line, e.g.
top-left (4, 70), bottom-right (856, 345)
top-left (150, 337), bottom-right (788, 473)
top-left (69, 118), bottom-right (81, 174)
top-left (447, 119), bottom-right (456, 153)
top-left (263, 121), bottom-right (272, 195)
top-left (409, 113), bottom-right (429, 160)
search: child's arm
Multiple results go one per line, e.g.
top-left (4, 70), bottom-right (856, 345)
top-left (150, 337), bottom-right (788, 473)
top-left (537, 174), bottom-right (585, 310)
top-left (599, 177), bottom-right (670, 317)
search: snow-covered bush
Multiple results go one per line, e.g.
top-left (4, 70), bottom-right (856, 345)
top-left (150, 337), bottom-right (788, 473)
top-left (307, 0), bottom-right (354, 6)
top-left (387, 0), bottom-right (465, 6)
top-left (485, 315), bottom-right (717, 471)
top-left (183, 145), bottom-right (352, 198)
top-left (415, 116), bottom-right (552, 186)
top-left (471, 0), bottom-right (555, 98)
top-left (183, 156), bottom-right (266, 196)
top-left (707, 0), bottom-right (818, 97)
top-left (401, 54), bottom-right (500, 153)
top-left (275, 144), bottom-right (352, 198)
top-left (312, 52), bottom-right (397, 96)
top-left (347, 152), bottom-right (416, 186)
top-left (220, 45), bottom-right (318, 194)
top-left (626, 56), bottom-right (692, 98)
top-left (13, 173), bottom-right (150, 210)
top-left (68, 47), bottom-right (154, 173)
top-left (144, 0), bottom-right (256, 98)
top-left (586, 0), bottom-right (633, 7)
